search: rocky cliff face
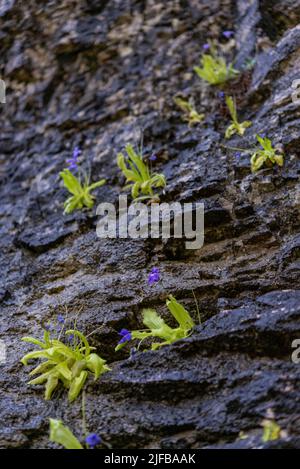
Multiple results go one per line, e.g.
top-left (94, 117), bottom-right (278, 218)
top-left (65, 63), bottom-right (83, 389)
top-left (0, 0), bottom-right (299, 449)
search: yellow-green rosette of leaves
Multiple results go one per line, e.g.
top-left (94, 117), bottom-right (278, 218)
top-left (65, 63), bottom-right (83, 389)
top-left (251, 135), bottom-right (284, 172)
top-left (117, 144), bottom-right (166, 201)
top-left (194, 42), bottom-right (239, 86)
top-left (60, 169), bottom-right (106, 214)
top-left (225, 96), bottom-right (252, 138)
top-left (21, 329), bottom-right (110, 402)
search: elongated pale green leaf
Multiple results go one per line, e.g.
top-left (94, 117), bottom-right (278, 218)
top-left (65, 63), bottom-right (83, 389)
top-left (60, 169), bottom-right (82, 196)
top-left (49, 419), bottom-right (83, 449)
top-left (28, 369), bottom-right (54, 385)
top-left (29, 360), bottom-right (56, 376)
top-left (86, 353), bottom-right (109, 379)
top-left (21, 350), bottom-right (50, 365)
top-left (22, 337), bottom-right (47, 349)
top-left (66, 330), bottom-right (90, 357)
top-left (55, 362), bottom-right (73, 381)
top-left (166, 295), bottom-right (194, 331)
top-left (226, 96), bottom-right (237, 122)
top-left (45, 375), bottom-right (59, 400)
top-left (68, 370), bottom-right (88, 402)
top-left (125, 144), bottom-right (149, 181)
top-left (88, 179), bottom-right (106, 191)
top-left (142, 309), bottom-right (166, 330)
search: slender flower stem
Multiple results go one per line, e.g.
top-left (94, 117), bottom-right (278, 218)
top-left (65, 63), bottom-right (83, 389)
top-left (82, 391), bottom-right (88, 440)
top-left (192, 289), bottom-right (202, 325)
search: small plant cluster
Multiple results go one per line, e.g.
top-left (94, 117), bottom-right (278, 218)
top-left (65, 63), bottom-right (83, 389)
top-left (174, 97), bottom-right (205, 126)
top-left (225, 134), bottom-right (284, 172)
top-left (115, 294), bottom-right (195, 352)
top-left (117, 144), bottom-right (166, 201)
top-left (25, 27), bottom-right (287, 450)
top-left (189, 33), bottom-right (284, 171)
top-left (60, 147), bottom-right (106, 214)
top-left (250, 135), bottom-right (284, 172)
top-left (224, 96), bottom-right (252, 139)
top-left (59, 29), bottom-right (285, 216)
top-left (194, 41), bottom-right (239, 85)
top-left (21, 319), bottom-right (109, 402)
top-left (21, 268), bottom-right (200, 449)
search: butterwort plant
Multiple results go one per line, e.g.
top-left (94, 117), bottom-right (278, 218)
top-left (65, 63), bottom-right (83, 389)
top-left (117, 144), bottom-right (166, 201)
top-left (174, 96), bottom-right (205, 126)
top-left (194, 41), bottom-right (239, 86)
top-left (115, 295), bottom-right (195, 352)
top-left (225, 96), bottom-right (252, 138)
top-left (21, 327), bottom-right (110, 402)
top-left (251, 134), bottom-right (284, 172)
top-left (60, 147), bottom-right (106, 214)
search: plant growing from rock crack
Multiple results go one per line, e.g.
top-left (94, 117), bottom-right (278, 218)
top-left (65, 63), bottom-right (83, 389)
top-left (21, 328), bottom-right (109, 402)
top-left (194, 42), bottom-right (239, 85)
top-left (250, 134), bottom-right (284, 172)
top-left (222, 134), bottom-right (284, 172)
top-left (225, 96), bottom-right (252, 138)
top-left (262, 419), bottom-right (281, 442)
top-left (60, 169), bottom-right (106, 214)
top-left (115, 295), bottom-right (195, 352)
top-left (117, 144), bottom-right (166, 201)
top-left (174, 96), bottom-right (205, 126)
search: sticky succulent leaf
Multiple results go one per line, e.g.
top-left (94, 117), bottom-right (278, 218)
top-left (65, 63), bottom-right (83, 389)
top-left (60, 169), bottom-right (82, 195)
top-left (68, 370), bottom-right (88, 402)
top-left (49, 419), bottom-right (83, 449)
top-left (22, 337), bottom-right (48, 349)
top-left (142, 308), bottom-right (167, 331)
top-left (86, 353), bottom-right (110, 379)
top-left (226, 96), bottom-right (238, 122)
top-left (166, 295), bottom-right (195, 331)
top-left (88, 179), bottom-right (106, 191)
top-left (21, 350), bottom-right (50, 365)
top-left (45, 375), bottom-right (59, 400)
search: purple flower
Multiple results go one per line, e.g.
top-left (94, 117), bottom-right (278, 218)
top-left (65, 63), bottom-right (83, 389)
top-left (222, 30), bottom-right (234, 39)
top-left (85, 433), bottom-right (102, 448)
top-left (259, 133), bottom-right (266, 139)
top-left (44, 323), bottom-right (52, 332)
top-left (235, 152), bottom-right (241, 157)
top-left (148, 267), bottom-right (160, 285)
top-left (149, 154), bottom-right (157, 162)
top-left (57, 314), bottom-right (65, 324)
top-left (202, 43), bottom-right (210, 51)
top-left (67, 334), bottom-right (74, 343)
top-left (66, 146), bottom-right (81, 171)
top-left (118, 328), bottom-right (132, 345)
top-left (218, 91), bottom-right (225, 100)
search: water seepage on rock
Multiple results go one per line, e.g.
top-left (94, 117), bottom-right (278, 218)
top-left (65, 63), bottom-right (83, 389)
top-left (0, 0), bottom-right (299, 449)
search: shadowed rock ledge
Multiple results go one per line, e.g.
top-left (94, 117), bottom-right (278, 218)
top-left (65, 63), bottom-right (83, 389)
top-left (0, 0), bottom-right (299, 449)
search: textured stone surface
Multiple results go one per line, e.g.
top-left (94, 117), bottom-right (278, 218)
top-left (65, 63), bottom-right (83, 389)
top-left (0, 0), bottom-right (300, 449)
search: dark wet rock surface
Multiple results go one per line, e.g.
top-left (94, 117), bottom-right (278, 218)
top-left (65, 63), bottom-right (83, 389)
top-left (0, 0), bottom-right (300, 449)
